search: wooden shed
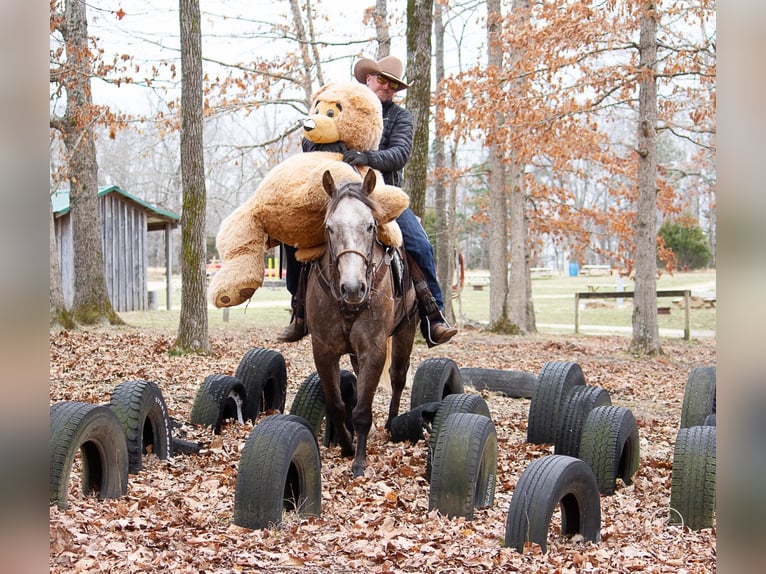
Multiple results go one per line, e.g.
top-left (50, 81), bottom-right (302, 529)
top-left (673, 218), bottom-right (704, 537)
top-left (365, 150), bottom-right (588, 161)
top-left (52, 185), bottom-right (180, 312)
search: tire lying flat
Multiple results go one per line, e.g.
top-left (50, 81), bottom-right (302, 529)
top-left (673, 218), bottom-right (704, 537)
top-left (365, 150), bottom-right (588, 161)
top-left (527, 361), bottom-right (586, 445)
top-left (109, 379), bottom-right (171, 473)
top-left (670, 425), bottom-right (716, 530)
top-left (504, 454), bottom-right (601, 553)
top-left (234, 348), bottom-right (287, 420)
top-left (429, 412), bottom-right (497, 520)
top-left (50, 401), bottom-right (129, 510)
top-left (190, 374), bottom-right (248, 434)
top-left (233, 415), bottom-right (321, 530)
top-left (459, 367), bottom-right (536, 399)
top-left (578, 405), bottom-right (640, 495)
top-left (410, 358), bottom-right (464, 409)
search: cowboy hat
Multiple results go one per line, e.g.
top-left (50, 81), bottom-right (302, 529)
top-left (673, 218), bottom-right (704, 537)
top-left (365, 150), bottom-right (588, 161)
top-left (353, 56), bottom-right (410, 91)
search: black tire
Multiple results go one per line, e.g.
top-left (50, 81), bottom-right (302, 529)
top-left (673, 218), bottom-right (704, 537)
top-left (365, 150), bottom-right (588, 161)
top-left (680, 366), bottom-right (716, 428)
top-left (702, 413), bottom-right (716, 427)
top-left (289, 372), bottom-right (326, 437)
top-left (170, 436), bottom-right (203, 455)
top-left (190, 374), bottom-right (248, 434)
top-left (109, 379), bottom-right (171, 473)
top-left (323, 370), bottom-right (357, 447)
top-left (233, 417), bottom-right (322, 530)
top-left (459, 367), bottom-right (537, 399)
top-left (410, 358), bottom-right (464, 409)
top-left (50, 401), bottom-right (129, 510)
top-left (428, 413), bottom-right (497, 520)
top-left (235, 348), bottom-right (288, 420)
top-left (427, 393), bottom-right (491, 481)
top-left (579, 405), bottom-right (640, 495)
top-left (258, 414), bottom-right (318, 446)
top-left (504, 455), bottom-right (601, 553)
top-left (670, 425), bottom-right (716, 530)
top-left (527, 361), bottom-right (586, 445)
top-left (554, 386), bottom-right (612, 457)
top-left (388, 401), bottom-right (442, 444)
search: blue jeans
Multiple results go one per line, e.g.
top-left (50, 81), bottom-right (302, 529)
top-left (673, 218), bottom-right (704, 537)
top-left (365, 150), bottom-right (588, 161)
top-left (283, 208), bottom-right (445, 315)
top-left (396, 208), bottom-right (444, 315)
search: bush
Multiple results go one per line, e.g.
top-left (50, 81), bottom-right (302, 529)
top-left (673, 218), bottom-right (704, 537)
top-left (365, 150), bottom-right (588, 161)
top-left (658, 218), bottom-right (712, 270)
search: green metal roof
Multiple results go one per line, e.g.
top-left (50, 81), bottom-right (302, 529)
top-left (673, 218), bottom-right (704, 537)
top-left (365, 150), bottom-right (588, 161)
top-left (52, 185), bottom-right (180, 230)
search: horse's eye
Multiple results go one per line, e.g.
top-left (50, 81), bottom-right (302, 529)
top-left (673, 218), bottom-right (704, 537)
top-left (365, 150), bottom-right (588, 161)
top-left (367, 224), bottom-right (375, 233)
top-left (326, 225), bottom-right (334, 234)
top-left (326, 109), bottom-right (335, 118)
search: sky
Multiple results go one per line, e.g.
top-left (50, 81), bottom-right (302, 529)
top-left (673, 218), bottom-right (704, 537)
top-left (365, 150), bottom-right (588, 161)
top-left (79, 0), bottom-right (415, 114)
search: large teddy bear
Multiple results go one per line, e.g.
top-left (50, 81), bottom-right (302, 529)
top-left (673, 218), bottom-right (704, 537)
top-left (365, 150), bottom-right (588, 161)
top-left (209, 82), bottom-right (409, 308)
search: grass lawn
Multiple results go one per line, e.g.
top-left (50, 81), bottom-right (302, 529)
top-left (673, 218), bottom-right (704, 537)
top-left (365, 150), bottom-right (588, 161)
top-left (129, 268), bottom-right (716, 338)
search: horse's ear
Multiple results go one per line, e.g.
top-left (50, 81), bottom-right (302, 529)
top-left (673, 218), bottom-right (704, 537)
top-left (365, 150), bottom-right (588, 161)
top-left (362, 168), bottom-right (376, 195)
top-left (322, 170), bottom-right (336, 197)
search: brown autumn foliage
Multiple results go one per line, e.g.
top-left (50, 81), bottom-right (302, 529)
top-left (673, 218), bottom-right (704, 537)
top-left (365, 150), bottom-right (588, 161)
top-left (50, 325), bottom-right (716, 573)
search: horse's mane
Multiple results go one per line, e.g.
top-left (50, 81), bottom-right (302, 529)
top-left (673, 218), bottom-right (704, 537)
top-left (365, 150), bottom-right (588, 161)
top-left (324, 180), bottom-right (382, 225)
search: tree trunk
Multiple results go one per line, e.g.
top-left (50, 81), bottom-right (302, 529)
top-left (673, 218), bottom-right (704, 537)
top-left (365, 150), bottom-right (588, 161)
top-left (404, 0), bottom-right (433, 219)
top-left (173, 0), bottom-right (211, 355)
top-left (508, 157), bottom-right (536, 332)
top-left (60, 0), bottom-right (122, 326)
top-left (432, 1), bottom-right (454, 323)
top-left (506, 0), bottom-right (535, 333)
top-left (374, 0), bottom-right (391, 59)
top-left (631, 1), bottom-right (661, 354)
top-left (289, 0), bottom-right (317, 106)
top-left (486, 0), bottom-right (512, 331)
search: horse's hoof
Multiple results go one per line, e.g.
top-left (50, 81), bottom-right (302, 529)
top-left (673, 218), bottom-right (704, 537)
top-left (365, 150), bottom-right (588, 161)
top-left (351, 462), bottom-right (366, 478)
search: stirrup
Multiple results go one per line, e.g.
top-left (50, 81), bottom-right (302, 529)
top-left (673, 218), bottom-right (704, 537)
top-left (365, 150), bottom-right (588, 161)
top-left (421, 312), bottom-right (457, 348)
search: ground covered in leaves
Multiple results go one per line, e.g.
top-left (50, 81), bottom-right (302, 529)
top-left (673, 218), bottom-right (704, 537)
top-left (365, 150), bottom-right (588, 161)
top-left (49, 325), bottom-right (716, 573)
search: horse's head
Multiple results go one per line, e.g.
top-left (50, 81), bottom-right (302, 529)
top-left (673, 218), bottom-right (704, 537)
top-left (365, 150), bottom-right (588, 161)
top-left (322, 169), bottom-right (379, 309)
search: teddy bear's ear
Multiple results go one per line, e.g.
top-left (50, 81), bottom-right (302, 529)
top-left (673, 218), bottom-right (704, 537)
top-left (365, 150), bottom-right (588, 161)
top-left (322, 170), bottom-right (336, 197)
top-left (362, 168), bottom-right (376, 195)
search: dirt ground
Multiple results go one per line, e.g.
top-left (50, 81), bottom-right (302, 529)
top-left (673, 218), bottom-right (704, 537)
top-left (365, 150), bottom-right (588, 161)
top-left (49, 325), bottom-right (717, 573)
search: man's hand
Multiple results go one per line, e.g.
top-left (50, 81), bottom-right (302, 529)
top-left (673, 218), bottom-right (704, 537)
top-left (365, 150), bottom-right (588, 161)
top-left (342, 150), bottom-right (369, 166)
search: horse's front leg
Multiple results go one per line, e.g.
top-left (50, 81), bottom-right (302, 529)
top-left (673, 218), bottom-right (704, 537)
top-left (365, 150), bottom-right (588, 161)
top-left (315, 360), bottom-right (354, 458)
top-left (350, 348), bottom-right (388, 477)
top-left (385, 320), bottom-right (418, 431)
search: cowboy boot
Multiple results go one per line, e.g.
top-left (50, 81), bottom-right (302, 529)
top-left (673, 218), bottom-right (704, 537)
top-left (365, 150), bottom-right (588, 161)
top-left (277, 265), bottom-right (308, 342)
top-left (413, 279), bottom-right (458, 347)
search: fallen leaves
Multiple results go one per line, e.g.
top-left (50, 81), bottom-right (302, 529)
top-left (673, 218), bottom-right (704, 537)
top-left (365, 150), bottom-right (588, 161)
top-left (49, 326), bottom-right (716, 573)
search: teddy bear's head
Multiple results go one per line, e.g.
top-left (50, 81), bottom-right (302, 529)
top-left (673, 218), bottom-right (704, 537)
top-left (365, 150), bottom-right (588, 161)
top-left (302, 82), bottom-right (382, 151)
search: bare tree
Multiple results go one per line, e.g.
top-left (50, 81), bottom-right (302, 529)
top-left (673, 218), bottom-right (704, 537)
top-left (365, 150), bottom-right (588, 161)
top-left (433, 1), bottom-right (455, 324)
top-left (631, 1), bottom-right (661, 354)
top-left (506, 0), bottom-right (535, 333)
top-left (374, 0), bottom-right (391, 59)
top-left (50, 0), bottom-right (122, 326)
top-left (404, 0), bottom-right (433, 219)
top-left (172, 0), bottom-right (211, 355)
top-left (485, 0), bottom-right (512, 331)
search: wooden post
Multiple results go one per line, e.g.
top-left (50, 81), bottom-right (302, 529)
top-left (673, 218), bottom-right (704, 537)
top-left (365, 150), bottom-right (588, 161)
top-left (684, 289), bottom-right (690, 341)
top-left (574, 293), bottom-right (580, 334)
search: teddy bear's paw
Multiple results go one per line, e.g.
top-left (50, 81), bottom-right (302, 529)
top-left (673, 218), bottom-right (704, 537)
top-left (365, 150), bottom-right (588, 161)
top-left (215, 287), bottom-right (256, 307)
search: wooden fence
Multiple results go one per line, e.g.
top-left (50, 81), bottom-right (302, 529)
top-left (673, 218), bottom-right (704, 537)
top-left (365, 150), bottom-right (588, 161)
top-left (574, 289), bottom-right (691, 340)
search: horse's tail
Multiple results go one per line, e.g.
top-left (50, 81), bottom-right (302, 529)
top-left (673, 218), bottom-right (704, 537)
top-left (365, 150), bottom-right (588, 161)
top-left (378, 336), bottom-right (393, 394)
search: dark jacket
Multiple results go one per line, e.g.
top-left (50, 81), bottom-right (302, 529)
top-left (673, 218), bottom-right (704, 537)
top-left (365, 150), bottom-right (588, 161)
top-left (369, 99), bottom-right (414, 187)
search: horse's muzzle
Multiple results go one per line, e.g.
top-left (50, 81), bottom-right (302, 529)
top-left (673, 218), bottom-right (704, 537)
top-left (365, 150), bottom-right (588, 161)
top-left (340, 279), bottom-right (368, 307)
